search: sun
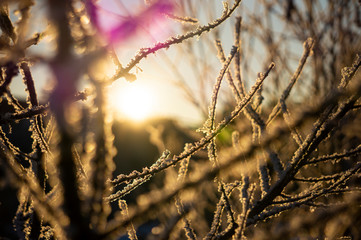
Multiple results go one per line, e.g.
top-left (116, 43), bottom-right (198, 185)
top-left (108, 81), bottom-right (155, 121)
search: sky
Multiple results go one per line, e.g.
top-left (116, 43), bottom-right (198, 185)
top-left (8, 0), bottom-right (236, 126)
top-left (6, 0), bottom-right (314, 126)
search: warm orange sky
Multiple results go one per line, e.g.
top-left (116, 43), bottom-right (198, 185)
top-left (8, 0), bottom-right (317, 126)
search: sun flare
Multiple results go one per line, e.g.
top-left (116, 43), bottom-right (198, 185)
top-left (108, 81), bottom-right (155, 121)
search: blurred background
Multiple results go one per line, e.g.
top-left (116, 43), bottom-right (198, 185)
top-left (7, 0), bottom-right (360, 126)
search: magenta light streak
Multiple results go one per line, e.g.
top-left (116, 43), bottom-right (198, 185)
top-left (86, 0), bottom-right (174, 46)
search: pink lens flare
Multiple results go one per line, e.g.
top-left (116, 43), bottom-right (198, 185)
top-left (86, 0), bottom-right (174, 46)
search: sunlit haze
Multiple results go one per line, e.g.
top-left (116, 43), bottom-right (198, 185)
top-left (108, 81), bottom-right (156, 121)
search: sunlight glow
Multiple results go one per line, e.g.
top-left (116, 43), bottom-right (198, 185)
top-left (108, 81), bottom-right (156, 121)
